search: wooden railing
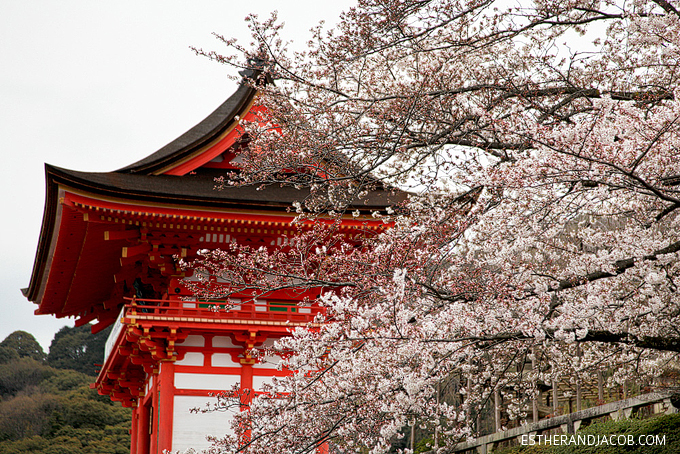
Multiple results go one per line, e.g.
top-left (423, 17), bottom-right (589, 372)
top-left (123, 296), bottom-right (324, 325)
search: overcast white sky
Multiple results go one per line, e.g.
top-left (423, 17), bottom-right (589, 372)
top-left (0, 1), bottom-right (352, 351)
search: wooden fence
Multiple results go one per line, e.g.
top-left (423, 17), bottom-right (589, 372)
top-left (427, 391), bottom-right (678, 454)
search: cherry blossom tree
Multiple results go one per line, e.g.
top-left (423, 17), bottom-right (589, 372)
top-left (190, 0), bottom-right (680, 452)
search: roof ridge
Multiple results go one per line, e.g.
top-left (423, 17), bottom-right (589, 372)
top-left (116, 68), bottom-right (264, 175)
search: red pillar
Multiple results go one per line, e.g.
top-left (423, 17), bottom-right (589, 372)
top-left (149, 375), bottom-right (158, 454)
top-left (137, 401), bottom-right (151, 454)
top-left (157, 361), bottom-right (175, 453)
top-left (239, 360), bottom-right (254, 445)
top-left (130, 406), bottom-right (139, 454)
top-left (241, 364), bottom-right (253, 395)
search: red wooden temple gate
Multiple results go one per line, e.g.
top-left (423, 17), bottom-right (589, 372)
top-left (24, 69), bottom-right (401, 453)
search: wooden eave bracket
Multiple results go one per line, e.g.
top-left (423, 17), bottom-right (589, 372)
top-left (105, 229), bottom-right (141, 241)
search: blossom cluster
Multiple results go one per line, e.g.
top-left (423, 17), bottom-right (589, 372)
top-left (192, 1), bottom-right (680, 452)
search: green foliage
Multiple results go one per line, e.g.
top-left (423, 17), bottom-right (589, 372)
top-left (494, 414), bottom-right (680, 454)
top-left (415, 436), bottom-right (435, 453)
top-left (56, 385), bottom-right (131, 431)
top-left (0, 346), bottom-right (19, 364)
top-left (38, 368), bottom-right (92, 394)
top-left (1, 331), bottom-right (46, 362)
top-left (0, 329), bottom-right (131, 453)
top-left (0, 393), bottom-right (61, 440)
top-left (0, 425), bottom-right (131, 454)
top-left (47, 325), bottom-right (111, 376)
top-left (0, 358), bottom-right (55, 397)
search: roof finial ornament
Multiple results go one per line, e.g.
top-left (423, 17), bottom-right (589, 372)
top-left (238, 51), bottom-right (277, 84)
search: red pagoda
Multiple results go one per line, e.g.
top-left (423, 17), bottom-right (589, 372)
top-left (24, 69), bottom-right (401, 453)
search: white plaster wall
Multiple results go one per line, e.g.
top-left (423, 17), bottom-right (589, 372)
top-left (252, 354), bottom-right (281, 369)
top-left (212, 353), bottom-right (240, 367)
top-left (252, 338), bottom-right (281, 369)
top-left (213, 336), bottom-right (238, 348)
top-left (145, 374), bottom-right (153, 395)
top-left (172, 395), bottom-right (234, 453)
top-left (176, 335), bottom-right (204, 347)
top-left (104, 307), bottom-right (126, 361)
top-left (175, 352), bottom-right (204, 366)
top-left (252, 374), bottom-right (277, 392)
top-left (175, 373), bottom-right (240, 391)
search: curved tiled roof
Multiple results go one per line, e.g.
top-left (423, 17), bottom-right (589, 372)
top-left (24, 67), bottom-right (407, 314)
top-left (47, 165), bottom-right (403, 210)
